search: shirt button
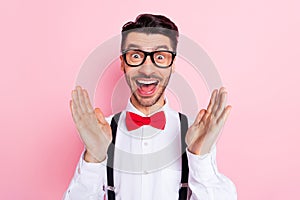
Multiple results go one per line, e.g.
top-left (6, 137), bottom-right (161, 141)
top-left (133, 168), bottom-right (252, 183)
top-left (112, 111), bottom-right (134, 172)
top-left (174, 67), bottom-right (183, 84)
top-left (144, 170), bottom-right (149, 174)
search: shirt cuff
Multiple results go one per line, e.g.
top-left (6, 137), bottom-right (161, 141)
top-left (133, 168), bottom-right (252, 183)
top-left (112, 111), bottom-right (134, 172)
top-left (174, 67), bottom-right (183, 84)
top-left (80, 151), bottom-right (108, 171)
top-left (76, 150), bottom-right (108, 184)
top-left (186, 145), bottom-right (218, 181)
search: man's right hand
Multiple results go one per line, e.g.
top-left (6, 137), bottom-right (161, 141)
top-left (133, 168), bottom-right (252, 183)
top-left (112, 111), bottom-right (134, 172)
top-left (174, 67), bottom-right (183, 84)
top-left (70, 85), bottom-right (112, 163)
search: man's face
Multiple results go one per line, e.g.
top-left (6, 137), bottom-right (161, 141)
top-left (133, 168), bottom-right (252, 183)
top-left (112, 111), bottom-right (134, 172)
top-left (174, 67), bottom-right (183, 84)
top-left (120, 32), bottom-right (175, 107)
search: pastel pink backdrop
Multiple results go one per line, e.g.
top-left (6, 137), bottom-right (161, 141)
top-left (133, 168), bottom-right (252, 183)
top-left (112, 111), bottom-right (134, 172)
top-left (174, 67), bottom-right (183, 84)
top-left (1, 0), bottom-right (299, 199)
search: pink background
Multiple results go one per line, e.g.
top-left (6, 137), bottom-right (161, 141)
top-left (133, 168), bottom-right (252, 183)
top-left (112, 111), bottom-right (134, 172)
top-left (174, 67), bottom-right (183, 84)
top-left (1, 0), bottom-right (299, 199)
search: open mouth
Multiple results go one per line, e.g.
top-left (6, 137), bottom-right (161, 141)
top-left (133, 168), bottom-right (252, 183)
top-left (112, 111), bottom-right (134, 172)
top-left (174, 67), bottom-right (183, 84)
top-left (135, 79), bottom-right (159, 96)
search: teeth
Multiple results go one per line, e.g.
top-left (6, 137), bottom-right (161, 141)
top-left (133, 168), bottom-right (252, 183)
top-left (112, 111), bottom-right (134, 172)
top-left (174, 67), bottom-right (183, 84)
top-left (136, 80), bottom-right (158, 85)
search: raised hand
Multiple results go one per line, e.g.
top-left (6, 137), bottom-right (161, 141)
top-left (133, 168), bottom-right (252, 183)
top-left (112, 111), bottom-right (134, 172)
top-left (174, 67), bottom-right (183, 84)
top-left (185, 87), bottom-right (232, 155)
top-left (70, 86), bottom-right (112, 162)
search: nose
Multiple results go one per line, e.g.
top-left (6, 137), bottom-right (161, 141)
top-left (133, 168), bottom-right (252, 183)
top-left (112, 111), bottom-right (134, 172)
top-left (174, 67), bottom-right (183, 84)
top-left (138, 55), bottom-right (156, 76)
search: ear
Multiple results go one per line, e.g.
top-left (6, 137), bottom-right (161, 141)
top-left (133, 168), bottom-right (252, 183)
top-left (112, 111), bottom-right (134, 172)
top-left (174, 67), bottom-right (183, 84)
top-left (120, 55), bottom-right (125, 71)
top-left (171, 57), bottom-right (176, 73)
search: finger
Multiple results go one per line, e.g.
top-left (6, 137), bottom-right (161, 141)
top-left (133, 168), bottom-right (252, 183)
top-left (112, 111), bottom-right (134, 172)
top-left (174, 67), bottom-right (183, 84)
top-left (70, 99), bottom-right (80, 123)
top-left (76, 85), bottom-right (88, 113)
top-left (206, 89), bottom-right (218, 113)
top-left (83, 89), bottom-right (94, 113)
top-left (216, 105), bottom-right (232, 125)
top-left (212, 87), bottom-right (226, 115)
top-left (193, 109), bottom-right (206, 125)
top-left (215, 91), bottom-right (227, 118)
top-left (94, 108), bottom-right (107, 125)
top-left (72, 89), bottom-right (83, 115)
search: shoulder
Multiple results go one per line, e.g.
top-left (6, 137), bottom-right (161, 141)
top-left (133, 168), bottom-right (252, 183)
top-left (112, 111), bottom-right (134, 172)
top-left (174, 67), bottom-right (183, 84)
top-left (104, 111), bottom-right (124, 124)
top-left (166, 107), bottom-right (195, 127)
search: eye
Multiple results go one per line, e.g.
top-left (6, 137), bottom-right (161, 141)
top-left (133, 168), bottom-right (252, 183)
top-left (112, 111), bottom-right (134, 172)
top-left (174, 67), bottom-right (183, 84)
top-left (156, 54), bottom-right (165, 60)
top-left (131, 53), bottom-right (141, 59)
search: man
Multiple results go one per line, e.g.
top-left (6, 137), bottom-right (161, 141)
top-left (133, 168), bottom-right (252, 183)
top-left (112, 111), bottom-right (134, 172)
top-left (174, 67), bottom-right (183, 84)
top-left (64, 14), bottom-right (237, 199)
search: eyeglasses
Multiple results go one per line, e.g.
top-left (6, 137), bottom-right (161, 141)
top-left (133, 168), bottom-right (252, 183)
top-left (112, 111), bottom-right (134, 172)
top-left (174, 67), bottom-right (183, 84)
top-left (122, 49), bottom-right (176, 68)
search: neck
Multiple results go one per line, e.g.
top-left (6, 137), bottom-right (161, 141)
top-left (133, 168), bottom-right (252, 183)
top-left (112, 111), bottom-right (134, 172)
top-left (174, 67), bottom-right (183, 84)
top-left (130, 95), bottom-right (165, 116)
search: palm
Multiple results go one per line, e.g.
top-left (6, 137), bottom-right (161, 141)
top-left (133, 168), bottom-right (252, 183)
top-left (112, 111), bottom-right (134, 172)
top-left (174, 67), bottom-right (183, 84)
top-left (76, 110), bottom-right (112, 151)
top-left (70, 86), bottom-right (112, 162)
top-left (185, 87), bottom-right (232, 155)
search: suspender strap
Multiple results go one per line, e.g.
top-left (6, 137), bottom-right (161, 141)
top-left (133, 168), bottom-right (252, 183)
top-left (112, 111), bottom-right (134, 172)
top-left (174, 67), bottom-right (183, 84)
top-left (106, 112), bottom-right (189, 200)
top-left (106, 112), bottom-right (121, 200)
top-left (178, 113), bottom-right (189, 200)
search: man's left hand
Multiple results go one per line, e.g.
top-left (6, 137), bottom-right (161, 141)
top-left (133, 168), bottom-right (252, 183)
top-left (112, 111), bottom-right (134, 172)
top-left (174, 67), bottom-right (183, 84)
top-left (185, 87), bottom-right (232, 155)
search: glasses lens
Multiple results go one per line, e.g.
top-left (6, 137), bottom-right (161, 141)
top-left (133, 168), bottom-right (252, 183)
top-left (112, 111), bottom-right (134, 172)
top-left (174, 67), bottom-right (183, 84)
top-left (125, 50), bottom-right (145, 66)
top-left (153, 51), bottom-right (174, 67)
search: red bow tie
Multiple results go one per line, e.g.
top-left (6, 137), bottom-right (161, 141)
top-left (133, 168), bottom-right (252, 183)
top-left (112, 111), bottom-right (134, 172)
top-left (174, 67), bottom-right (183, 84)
top-left (125, 111), bottom-right (166, 131)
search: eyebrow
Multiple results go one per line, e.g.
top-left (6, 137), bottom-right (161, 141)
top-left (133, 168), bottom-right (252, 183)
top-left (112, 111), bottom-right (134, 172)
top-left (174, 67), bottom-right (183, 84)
top-left (126, 44), bottom-right (170, 50)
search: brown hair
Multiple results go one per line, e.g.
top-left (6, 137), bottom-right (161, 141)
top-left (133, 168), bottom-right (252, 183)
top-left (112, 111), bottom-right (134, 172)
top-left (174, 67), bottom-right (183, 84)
top-left (121, 14), bottom-right (179, 51)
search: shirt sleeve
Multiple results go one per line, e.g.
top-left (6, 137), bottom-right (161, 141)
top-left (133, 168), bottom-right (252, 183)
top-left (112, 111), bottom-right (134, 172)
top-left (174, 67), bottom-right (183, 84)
top-left (62, 150), bottom-right (108, 200)
top-left (187, 145), bottom-right (237, 200)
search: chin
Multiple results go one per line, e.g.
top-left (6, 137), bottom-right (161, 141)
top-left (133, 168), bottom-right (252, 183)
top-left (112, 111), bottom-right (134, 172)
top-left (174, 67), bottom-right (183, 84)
top-left (133, 91), bottom-right (163, 108)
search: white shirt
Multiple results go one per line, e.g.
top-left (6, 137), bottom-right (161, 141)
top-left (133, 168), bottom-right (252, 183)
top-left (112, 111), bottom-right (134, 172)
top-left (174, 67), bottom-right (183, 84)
top-left (63, 99), bottom-right (237, 200)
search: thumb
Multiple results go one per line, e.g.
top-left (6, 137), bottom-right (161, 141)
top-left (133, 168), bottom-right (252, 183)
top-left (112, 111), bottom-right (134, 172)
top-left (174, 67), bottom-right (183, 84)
top-left (194, 109), bottom-right (206, 125)
top-left (94, 108), bottom-right (107, 124)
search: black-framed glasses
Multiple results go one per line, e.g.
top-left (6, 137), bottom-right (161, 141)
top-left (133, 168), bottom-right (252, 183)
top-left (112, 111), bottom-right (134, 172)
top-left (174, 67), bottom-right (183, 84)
top-left (122, 49), bottom-right (176, 68)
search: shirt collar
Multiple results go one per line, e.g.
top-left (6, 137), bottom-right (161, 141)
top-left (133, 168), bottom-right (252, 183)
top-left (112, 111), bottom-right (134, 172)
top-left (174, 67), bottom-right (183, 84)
top-left (125, 97), bottom-right (170, 117)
